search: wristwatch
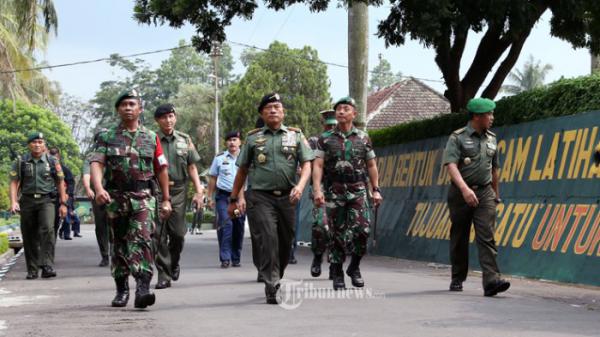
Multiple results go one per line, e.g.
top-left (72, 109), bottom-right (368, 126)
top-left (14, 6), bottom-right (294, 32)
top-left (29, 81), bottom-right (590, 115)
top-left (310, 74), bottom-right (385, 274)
top-left (373, 187), bottom-right (382, 193)
top-left (229, 196), bottom-right (239, 203)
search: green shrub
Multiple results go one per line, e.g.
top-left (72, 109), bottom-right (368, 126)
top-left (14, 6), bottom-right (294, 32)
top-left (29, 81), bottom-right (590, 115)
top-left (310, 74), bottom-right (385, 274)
top-left (0, 232), bottom-right (8, 255)
top-left (370, 74), bottom-right (600, 147)
top-left (185, 209), bottom-right (216, 225)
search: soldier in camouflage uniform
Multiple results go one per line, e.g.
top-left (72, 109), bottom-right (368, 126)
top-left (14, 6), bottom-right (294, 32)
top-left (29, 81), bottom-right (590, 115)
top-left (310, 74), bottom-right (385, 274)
top-left (89, 89), bottom-right (172, 309)
top-left (442, 97), bottom-right (510, 297)
top-left (153, 103), bottom-right (204, 289)
top-left (309, 109), bottom-right (337, 279)
top-left (227, 93), bottom-right (313, 304)
top-left (313, 97), bottom-right (383, 290)
top-left (9, 132), bottom-right (67, 279)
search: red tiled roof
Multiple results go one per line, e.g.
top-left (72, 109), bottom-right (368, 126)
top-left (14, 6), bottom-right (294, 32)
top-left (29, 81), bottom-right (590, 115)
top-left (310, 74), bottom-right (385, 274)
top-left (366, 77), bottom-right (450, 130)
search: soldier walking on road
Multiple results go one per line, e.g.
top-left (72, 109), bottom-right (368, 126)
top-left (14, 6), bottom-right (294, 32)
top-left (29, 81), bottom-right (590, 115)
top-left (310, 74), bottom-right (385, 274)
top-left (153, 104), bottom-right (204, 290)
top-left (442, 97), bottom-right (510, 297)
top-left (82, 147), bottom-right (110, 267)
top-left (308, 109), bottom-right (337, 279)
top-left (207, 131), bottom-right (246, 269)
top-left (8, 132), bottom-right (67, 279)
top-left (89, 89), bottom-right (172, 309)
top-left (227, 93), bottom-right (313, 304)
top-left (312, 97), bottom-right (383, 290)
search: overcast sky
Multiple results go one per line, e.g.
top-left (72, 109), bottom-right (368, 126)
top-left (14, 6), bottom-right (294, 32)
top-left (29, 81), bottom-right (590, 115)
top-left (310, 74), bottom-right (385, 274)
top-left (41, 1), bottom-right (591, 103)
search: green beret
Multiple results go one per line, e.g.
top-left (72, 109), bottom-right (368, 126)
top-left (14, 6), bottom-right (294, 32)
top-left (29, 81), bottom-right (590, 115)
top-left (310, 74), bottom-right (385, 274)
top-left (115, 89), bottom-right (141, 109)
top-left (319, 109), bottom-right (337, 125)
top-left (333, 96), bottom-right (356, 111)
top-left (27, 131), bottom-right (44, 143)
top-left (466, 98), bottom-right (496, 114)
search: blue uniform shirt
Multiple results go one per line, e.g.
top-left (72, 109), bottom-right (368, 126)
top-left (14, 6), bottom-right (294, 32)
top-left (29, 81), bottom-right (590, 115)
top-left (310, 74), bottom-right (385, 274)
top-left (209, 151), bottom-right (239, 192)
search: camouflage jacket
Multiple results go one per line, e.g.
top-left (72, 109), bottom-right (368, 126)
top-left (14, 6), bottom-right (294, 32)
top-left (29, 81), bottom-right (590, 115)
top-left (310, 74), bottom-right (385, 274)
top-left (89, 124), bottom-right (167, 190)
top-left (315, 126), bottom-right (376, 189)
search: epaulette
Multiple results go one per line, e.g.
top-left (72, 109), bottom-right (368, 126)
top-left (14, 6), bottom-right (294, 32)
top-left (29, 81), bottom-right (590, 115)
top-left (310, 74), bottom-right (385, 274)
top-left (452, 127), bottom-right (466, 135)
top-left (247, 128), bottom-right (262, 136)
top-left (487, 130), bottom-right (496, 137)
top-left (288, 127), bottom-right (302, 133)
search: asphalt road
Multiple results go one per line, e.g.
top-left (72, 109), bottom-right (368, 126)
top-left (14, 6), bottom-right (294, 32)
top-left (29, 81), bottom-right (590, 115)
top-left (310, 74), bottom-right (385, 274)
top-left (0, 225), bottom-right (599, 337)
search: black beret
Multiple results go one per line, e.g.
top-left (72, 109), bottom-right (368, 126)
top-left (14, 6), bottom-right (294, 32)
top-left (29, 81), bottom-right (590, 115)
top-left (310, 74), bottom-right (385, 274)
top-left (154, 103), bottom-right (176, 118)
top-left (225, 131), bottom-right (241, 140)
top-left (258, 92), bottom-right (282, 112)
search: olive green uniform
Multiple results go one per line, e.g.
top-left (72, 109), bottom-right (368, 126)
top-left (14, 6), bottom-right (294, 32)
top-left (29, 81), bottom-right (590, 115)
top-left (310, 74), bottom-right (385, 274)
top-left (83, 159), bottom-right (110, 260)
top-left (10, 153), bottom-right (64, 275)
top-left (237, 125), bottom-right (313, 289)
top-left (442, 122), bottom-right (501, 287)
top-left (154, 130), bottom-right (200, 283)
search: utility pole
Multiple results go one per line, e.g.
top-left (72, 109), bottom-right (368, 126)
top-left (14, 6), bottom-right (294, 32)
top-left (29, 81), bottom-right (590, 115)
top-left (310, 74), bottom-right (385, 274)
top-left (348, 1), bottom-right (369, 129)
top-left (210, 42), bottom-right (223, 157)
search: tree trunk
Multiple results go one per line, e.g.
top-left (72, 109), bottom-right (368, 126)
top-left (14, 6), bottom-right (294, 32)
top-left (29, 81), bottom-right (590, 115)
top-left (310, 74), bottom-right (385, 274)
top-left (592, 52), bottom-right (600, 74)
top-left (348, 2), bottom-right (368, 129)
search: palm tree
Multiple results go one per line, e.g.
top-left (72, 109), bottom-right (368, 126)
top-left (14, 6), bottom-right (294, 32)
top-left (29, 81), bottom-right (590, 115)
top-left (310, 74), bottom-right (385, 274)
top-left (0, 0), bottom-right (58, 105)
top-left (501, 54), bottom-right (553, 95)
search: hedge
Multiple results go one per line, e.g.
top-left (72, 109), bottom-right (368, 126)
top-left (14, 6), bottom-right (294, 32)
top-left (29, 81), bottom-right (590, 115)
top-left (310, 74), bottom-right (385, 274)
top-left (369, 74), bottom-right (600, 147)
top-left (0, 232), bottom-right (8, 255)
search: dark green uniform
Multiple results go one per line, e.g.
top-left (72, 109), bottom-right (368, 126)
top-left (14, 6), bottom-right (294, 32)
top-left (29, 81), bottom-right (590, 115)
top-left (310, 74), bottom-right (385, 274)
top-left (442, 122), bottom-right (501, 287)
top-left (237, 124), bottom-right (313, 290)
top-left (154, 129), bottom-right (200, 283)
top-left (10, 153), bottom-right (64, 275)
top-left (83, 158), bottom-right (109, 261)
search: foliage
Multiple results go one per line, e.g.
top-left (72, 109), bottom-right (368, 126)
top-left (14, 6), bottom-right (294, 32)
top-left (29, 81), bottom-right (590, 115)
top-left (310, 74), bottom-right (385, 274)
top-left (502, 54), bottom-right (553, 95)
top-left (221, 41), bottom-right (331, 138)
top-left (369, 73), bottom-right (600, 147)
top-left (369, 54), bottom-right (402, 93)
top-left (0, 0), bottom-right (60, 106)
top-left (0, 232), bottom-right (7, 255)
top-left (0, 99), bottom-right (81, 180)
top-left (51, 94), bottom-right (97, 154)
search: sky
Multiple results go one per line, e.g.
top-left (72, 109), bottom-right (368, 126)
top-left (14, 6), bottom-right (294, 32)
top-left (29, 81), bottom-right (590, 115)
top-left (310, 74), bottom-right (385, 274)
top-left (40, 1), bottom-right (591, 103)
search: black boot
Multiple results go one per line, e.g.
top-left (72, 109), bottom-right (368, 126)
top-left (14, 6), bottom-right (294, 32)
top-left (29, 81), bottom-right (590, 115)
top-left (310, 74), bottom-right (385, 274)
top-left (346, 255), bottom-right (364, 288)
top-left (328, 264), bottom-right (334, 280)
top-left (134, 275), bottom-right (156, 309)
top-left (111, 277), bottom-right (129, 307)
top-left (331, 263), bottom-right (345, 290)
top-left (311, 254), bottom-right (323, 277)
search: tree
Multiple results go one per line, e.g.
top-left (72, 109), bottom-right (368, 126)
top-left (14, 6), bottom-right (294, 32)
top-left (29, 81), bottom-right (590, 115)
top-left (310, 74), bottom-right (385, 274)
top-left (52, 94), bottom-right (97, 153)
top-left (134, 0), bottom-right (600, 112)
top-left (221, 41), bottom-right (331, 139)
top-left (501, 55), bottom-right (552, 95)
top-left (0, 0), bottom-right (60, 106)
top-left (369, 54), bottom-right (402, 92)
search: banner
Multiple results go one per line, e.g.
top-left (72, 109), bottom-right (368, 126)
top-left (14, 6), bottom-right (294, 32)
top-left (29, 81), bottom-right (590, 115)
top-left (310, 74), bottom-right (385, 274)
top-left (298, 110), bottom-right (600, 286)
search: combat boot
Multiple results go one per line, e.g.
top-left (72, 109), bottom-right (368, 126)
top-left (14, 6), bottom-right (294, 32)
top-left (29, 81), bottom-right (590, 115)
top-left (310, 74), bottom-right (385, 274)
top-left (134, 274), bottom-right (156, 309)
top-left (111, 277), bottom-right (129, 307)
top-left (331, 263), bottom-right (345, 290)
top-left (311, 254), bottom-right (323, 277)
top-left (346, 254), bottom-right (364, 288)
top-left (328, 264), bottom-right (334, 280)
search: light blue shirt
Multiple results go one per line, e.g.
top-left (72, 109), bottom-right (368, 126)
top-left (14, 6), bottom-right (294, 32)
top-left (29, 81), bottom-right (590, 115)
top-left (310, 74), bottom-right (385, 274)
top-left (209, 150), bottom-right (239, 192)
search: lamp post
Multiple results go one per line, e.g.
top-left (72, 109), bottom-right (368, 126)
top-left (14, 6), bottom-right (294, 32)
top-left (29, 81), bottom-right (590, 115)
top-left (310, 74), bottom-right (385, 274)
top-left (210, 42), bottom-right (223, 157)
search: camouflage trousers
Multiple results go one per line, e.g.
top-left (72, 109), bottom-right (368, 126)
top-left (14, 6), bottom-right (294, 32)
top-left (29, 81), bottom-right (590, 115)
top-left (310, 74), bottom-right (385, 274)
top-left (326, 191), bottom-right (371, 264)
top-left (311, 205), bottom-right (330, 255)
top-left (106, 190), bottom-right (156, 279)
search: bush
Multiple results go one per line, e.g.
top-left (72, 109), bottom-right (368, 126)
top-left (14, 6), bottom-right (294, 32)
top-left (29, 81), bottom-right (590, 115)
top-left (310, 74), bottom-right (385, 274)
top-left (0, 232), bottom-right (8, 255)
top-left (185, 209), bottom-right (215, 225)
top-left (370, 74), bottom-right (600, 147)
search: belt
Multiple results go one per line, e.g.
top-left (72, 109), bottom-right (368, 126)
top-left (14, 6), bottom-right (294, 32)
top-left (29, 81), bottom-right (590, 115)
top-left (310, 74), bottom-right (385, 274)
top-left (107, 180), bottom-right (152, 192)
top-left (23, 193), bottom-right (51, 199)
top-left (217, 188), bottom-right (232, 195)
top-left (328, 173), bottom-right (367, 184)
top-left (453, 182), bottom-right (491, 190)
top-left (169, 180), bottom-right (186, 187)
top-left (255, 189), bottom-right (291, 197)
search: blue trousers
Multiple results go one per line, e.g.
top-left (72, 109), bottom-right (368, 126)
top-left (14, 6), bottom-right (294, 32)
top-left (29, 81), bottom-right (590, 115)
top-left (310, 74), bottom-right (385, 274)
top-left (216, 190), bottom-right (246, 263)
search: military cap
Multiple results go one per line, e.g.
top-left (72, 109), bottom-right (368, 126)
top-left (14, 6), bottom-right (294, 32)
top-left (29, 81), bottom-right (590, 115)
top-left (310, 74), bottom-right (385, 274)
top-left (319, 109), bottom-right (337, 125)
top-left (258, 92), bottom-right (282, 112)
top-left (225, 130), bottom-right (241, 141)
top-left (154, 103), bottom-right (176, 118)
top-left (333, 96), bottom-right (356, 111)
top-left (466, 98), bottom-right (496, 114)
top-left (27, 131), bottom-right (45, 143)
top-left (114, 89), bottom-right (141, 109)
